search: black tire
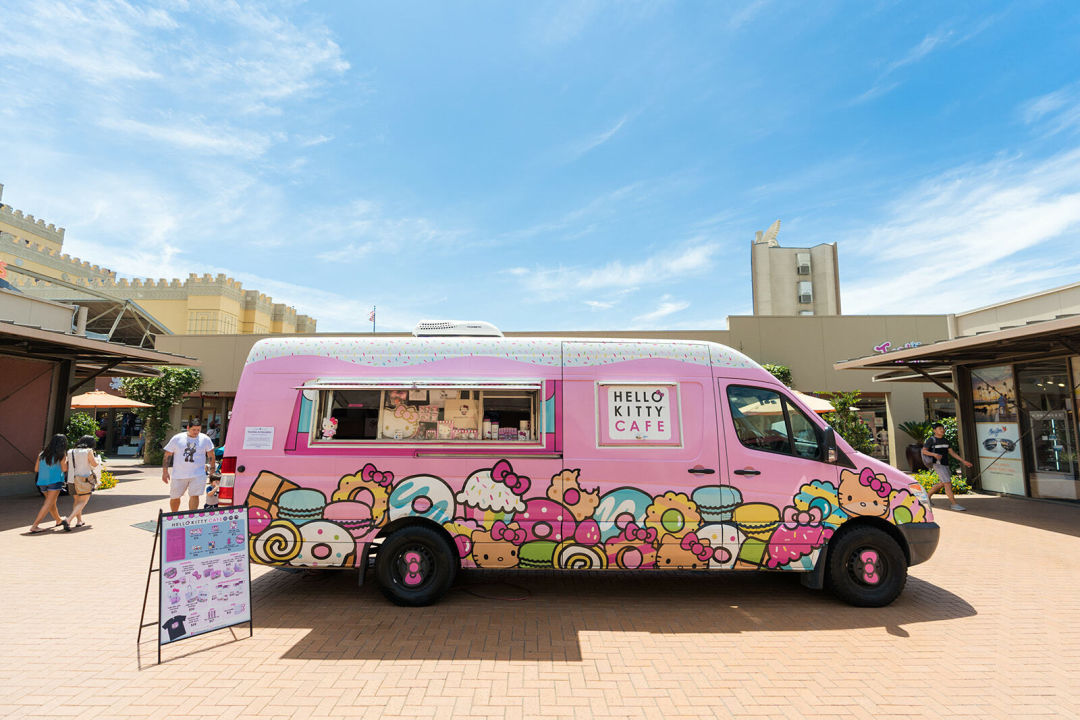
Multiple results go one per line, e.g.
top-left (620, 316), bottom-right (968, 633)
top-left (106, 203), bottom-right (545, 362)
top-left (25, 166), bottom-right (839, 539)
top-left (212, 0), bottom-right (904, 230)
top-left (374, 525), bottom-right (457, 606)
top-left (826, 525), bottom-right (907, 607)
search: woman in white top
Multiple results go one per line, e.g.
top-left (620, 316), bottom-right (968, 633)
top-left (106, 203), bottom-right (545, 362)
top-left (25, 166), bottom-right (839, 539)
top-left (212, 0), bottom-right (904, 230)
top-left (67, 435), bottom-right (100, 528)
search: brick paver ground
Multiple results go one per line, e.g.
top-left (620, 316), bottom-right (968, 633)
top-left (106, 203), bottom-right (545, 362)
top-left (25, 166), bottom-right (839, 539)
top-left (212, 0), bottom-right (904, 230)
top-left (1, 458), bottom-right (1078, 719)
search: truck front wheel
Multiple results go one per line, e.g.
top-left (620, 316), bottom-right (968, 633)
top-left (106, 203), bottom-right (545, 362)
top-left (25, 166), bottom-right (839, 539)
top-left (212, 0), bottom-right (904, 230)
top-left (826, 526), bottom-right (907, 607)
top-left (375, 526), bottom-right (456, 606)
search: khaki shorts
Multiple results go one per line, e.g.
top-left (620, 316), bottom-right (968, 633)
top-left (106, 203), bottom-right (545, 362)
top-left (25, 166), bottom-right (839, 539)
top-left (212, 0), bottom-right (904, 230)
top-left (932, 463), bottom-right (952, 485)
top-left (169, 474), bottom-right (205, 499)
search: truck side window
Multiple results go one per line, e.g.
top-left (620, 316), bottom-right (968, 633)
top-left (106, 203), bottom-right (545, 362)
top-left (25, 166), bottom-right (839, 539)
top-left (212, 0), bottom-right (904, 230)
top-left (727, 386), bottom-right (792, 454)
top-left (727, 386), bottom-right (822, 460)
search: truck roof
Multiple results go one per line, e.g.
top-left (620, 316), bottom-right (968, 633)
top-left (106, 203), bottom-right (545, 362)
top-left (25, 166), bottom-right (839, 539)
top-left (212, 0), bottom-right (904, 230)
top-left (246, 335), bottom-right (762, 372)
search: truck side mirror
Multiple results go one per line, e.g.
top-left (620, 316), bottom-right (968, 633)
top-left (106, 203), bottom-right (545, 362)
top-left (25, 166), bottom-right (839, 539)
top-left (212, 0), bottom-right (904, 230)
top-left (823, 427), bottom-right (838, 463)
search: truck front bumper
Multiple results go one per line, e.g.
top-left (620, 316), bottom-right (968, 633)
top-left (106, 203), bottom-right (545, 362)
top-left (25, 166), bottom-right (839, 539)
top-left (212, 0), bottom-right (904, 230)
top-left (899, 522), bottom-right (940, 566)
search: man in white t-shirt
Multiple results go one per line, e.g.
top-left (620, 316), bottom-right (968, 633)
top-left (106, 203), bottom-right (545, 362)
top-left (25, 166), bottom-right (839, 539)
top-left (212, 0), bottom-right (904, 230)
top-left (162, 418), bottom-right (216, 511)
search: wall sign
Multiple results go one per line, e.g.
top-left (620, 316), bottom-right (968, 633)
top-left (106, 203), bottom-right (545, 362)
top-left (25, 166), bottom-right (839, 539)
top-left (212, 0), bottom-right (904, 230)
top-left (243, 426), bottom-right (275, 450)
top-left (598, 383), bottom-right (680, 446)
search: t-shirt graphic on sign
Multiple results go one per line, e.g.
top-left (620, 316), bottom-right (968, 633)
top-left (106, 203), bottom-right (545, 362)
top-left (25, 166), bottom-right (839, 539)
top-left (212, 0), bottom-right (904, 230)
top-left (162, 615), bottom-right (188, 641)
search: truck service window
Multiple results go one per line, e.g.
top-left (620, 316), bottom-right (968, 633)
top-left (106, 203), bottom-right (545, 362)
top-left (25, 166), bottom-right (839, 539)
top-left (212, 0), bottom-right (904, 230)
top-left (312, 386), bottom-right (540, 443)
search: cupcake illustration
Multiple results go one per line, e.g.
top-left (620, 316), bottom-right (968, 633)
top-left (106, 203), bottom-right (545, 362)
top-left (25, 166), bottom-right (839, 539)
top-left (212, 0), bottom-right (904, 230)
top-left (455, 459), bottom-right (530, 525)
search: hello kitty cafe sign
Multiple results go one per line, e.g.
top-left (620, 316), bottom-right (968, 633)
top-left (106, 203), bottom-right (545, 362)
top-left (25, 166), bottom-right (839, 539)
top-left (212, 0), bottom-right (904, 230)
top-left (598, 383), bottom-right (680, 447)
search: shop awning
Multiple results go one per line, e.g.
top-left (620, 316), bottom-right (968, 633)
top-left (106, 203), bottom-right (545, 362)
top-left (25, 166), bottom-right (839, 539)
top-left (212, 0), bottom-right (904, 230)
top-left (833, 313), bottom-right (1080, 394)
top-left (0, 319), bottom-right (198, 387)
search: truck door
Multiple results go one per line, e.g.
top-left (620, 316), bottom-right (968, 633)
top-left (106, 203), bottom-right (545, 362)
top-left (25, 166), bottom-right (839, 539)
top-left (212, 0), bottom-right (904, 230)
top-left (717, 381), bottom-right (839, 570)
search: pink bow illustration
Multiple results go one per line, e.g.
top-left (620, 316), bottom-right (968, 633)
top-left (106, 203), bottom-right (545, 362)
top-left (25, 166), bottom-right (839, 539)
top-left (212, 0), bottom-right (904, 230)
top-left (623, 522), bottom-right (657, 544)
top-left (782, 505), bottom-right (823, 528)
top-left (858, 468), bottom-right (892, 498)
top-left (361, 463), bottom-right (394, 487)
top-left (491, 459), bottom-right (531, 495)
top-left (490, 521), bottom-right (526, 545)
top-left (679, 532), bottom-right (713, 562)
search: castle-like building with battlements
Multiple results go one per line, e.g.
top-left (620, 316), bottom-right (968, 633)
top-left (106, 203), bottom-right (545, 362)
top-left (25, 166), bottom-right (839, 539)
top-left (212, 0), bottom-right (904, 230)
top-left (0, 183), bottom-right (316, 336)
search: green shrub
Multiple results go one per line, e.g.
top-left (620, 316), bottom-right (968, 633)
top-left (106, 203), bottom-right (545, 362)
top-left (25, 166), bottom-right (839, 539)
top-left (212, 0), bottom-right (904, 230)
top-left (822, 390), bottom-right (875, 455)
top-left (65, 412), bottom-right (99, 447)
top-left (762, 363), bottom-right (792, 386)
top-left (912, 469), bottom-right (970, 495)
top-left (122, 368), bottom-right (202, 465)
top-left (897, 420), bottom-right (932, 444)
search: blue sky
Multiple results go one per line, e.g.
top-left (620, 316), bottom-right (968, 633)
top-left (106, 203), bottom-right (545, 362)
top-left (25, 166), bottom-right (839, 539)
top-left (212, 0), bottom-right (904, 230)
top-left (1, 1), bottom-right (1079, 332)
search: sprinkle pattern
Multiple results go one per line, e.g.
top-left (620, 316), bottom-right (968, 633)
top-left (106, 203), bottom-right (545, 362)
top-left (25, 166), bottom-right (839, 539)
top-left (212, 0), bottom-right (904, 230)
top-left (246, 337), bottom-right (758, 370)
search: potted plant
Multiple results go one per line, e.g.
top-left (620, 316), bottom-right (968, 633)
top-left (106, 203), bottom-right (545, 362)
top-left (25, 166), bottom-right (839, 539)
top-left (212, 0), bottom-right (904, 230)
top-left (897, 420), bottom-right (932, 472)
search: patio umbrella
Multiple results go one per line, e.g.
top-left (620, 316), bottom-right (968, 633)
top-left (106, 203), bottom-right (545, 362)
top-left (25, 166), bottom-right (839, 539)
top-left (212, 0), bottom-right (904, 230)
top-left (792, 391), bottom-right (835, 414)
top-left (738, 390), bottom-right (835, 416)
top-left (70, 390), bottom-right (152, 409)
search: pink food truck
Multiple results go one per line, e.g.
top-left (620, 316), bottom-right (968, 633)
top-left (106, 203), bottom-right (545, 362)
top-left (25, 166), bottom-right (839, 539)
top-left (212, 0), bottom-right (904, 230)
top-left (220, 322), bottom-right (939, 607)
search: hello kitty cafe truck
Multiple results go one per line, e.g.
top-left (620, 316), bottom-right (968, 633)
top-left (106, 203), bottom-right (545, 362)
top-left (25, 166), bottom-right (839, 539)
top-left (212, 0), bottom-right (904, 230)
top-left (218, 322), bottom-right (939, 607)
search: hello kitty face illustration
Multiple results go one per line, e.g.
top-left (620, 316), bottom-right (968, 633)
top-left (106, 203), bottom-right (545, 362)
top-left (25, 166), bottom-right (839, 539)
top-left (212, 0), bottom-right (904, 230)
top-left (470, 522), bottom-right (525, 569)
top-left (838, 469), bottom-right (892, 518)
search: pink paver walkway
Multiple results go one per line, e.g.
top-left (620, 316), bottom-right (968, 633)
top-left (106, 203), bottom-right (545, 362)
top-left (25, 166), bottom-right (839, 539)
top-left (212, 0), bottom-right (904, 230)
top-left (1, 458), bottom-right (1078, 719)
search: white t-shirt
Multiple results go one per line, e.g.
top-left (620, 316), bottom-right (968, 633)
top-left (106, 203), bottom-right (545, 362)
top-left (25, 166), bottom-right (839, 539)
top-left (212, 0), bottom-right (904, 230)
top-left (164, 432), bottom-right (215, 479)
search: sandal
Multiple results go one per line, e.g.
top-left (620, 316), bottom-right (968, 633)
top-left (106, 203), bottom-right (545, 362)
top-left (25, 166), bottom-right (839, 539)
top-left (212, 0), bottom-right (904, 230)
top-left (28, 527), bottom-right (48, 534)
top-left (75, 522), bottom-right (86, 528)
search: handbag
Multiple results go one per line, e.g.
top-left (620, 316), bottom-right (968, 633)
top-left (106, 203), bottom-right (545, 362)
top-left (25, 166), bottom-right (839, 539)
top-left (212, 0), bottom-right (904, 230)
top-left (73, 474), bottom-right (94, 495)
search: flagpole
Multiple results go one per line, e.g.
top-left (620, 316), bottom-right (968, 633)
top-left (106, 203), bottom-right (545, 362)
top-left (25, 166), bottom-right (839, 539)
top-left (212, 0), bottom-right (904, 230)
top-left (371, 306), bottom-right (376, 334)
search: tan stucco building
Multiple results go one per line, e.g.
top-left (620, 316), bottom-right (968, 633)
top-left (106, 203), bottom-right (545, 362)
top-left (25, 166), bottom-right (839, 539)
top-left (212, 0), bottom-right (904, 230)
top-left (751, 220), bottom-right (842, 316)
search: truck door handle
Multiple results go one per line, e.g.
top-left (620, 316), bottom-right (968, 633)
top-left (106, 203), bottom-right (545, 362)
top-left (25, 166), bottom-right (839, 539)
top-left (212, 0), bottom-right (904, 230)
top-left (687, 467), bottom-right (715, 475)
top-left (733, 468), bottom-right (761, 476)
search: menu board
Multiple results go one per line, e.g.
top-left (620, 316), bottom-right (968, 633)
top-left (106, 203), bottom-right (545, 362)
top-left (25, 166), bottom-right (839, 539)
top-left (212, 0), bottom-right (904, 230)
top-left (159, 507), bottom-right (251, 645)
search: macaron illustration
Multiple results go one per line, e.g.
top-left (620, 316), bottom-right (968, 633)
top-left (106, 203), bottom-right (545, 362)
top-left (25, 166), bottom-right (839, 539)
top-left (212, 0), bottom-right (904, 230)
top-left (692, 485), bottom-right (743, 522)
top-left (732, 502), bottom-right (781, 541)
top-left (518, 540), bottom-right (558, 569)
top-left (276, 489), bottom-right (327, 526)
top-left (322, 500), bottom-right (375, 538)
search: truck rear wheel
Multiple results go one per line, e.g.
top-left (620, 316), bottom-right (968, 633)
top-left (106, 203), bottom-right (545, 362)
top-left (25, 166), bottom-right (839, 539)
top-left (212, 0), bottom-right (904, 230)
top-left (826, 526), bottom-right (907, 607)
top-left (375, 526), bottom-right (456, 606)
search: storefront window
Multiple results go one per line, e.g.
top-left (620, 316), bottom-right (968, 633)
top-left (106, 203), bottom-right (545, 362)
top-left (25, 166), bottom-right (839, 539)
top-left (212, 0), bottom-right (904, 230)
top-left (1017, 360), bottom-right (1079, 501)
top-left (971, 365), bottom-right (1025, 495)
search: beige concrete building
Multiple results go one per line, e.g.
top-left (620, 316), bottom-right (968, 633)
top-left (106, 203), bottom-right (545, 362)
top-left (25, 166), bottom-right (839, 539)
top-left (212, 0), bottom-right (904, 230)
top-left (0, 183), bottom-right (316, 337)
top-left (751, 220), bottom-right (841, 316)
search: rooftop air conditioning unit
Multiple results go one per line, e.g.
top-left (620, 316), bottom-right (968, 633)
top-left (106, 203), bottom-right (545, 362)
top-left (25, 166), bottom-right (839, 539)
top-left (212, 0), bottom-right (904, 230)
top-left (796, 252), bottom-right (811, 275)
top-left (412, 320), bottom-right (504, 337)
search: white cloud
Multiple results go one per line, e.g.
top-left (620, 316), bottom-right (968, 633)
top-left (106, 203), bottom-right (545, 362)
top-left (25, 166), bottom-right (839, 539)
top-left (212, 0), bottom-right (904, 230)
top-left (1021, 83), bottom-right (1080, 137)
top-left (99, 116), bottom-right (274, 158)
top-left (843, 147), bottom-right (1080, 313)
top-left (631, 296), bottom-right (690, 326)
top-left (584, 300), bottom-right (615, 310)
top-left (311, 200), bottom-right (465, 262)
top-left (567, 115), bottom-right (629, 160)
top-left (516, 242), bottom-right (720, 301)
top-left (850, 30), bottom-right (954, 105)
